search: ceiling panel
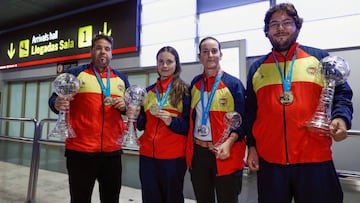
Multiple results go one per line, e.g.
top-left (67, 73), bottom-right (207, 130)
top-left (0, 0), bottom-right (127, 34)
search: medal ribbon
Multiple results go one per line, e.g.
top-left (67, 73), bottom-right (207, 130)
top-left (272, 47), bottom-right (298, 92)
top-left (92, 65), bottom-right (111, 97)
top-left (200, 71), bottom-right (222, 126)
top-left (155, 82), bottom-right (172, 110)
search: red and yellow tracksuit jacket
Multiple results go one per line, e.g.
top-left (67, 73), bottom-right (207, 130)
top-left (49, 64), bottom-right (130, 153)
top-left (246, 43), bottom-right (353, 164)
top-left (137, 76), bottom-right (190, 159)
top-left (186, 70), bottom-right (247, 176)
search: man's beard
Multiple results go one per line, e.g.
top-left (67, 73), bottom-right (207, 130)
top-left (99, 58), bottom-right (109, 66)
top-left (269, 31), bottom-right (298, 54)
top-left (95, 58), bottom-right (109, 68)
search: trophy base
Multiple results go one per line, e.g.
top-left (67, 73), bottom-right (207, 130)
top-left (122, 141), bottom-right (139, 149)
top-left (49, 111), bottom-right (76, 140)
top-left (121, 131), bottom-right (139, 149)
top-left (305, 120), bottom-right (330, 136)
top-left (48, 127), bottom-right (76, 140)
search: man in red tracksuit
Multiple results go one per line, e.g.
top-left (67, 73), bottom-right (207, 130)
top-left (49, 34), bottom-right (130, 203)
top-left (245, 3), bottom-right (353, 203)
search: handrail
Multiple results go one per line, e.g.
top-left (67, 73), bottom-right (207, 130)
top-left (0, 117), bottom-right (38, 203)
top-left (338, 129), bottom-right (360, 192)
top-left (337, 169), bottom-right (360, 192)
top-left (0, 116), bottom-right (37, 143)
top-left (348, 129), bottom-right (360, 136)
top-left (26, 118), bottom-right (57, 203)
top-left (0, 117), bottom-right (36, 123)
top-left (0, 135), bottom-right (33, 143)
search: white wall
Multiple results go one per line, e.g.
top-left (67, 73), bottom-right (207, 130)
top-left (329, 48), bottom-right (360, 171)
top-left (140, 0), bottom-right (360, 66)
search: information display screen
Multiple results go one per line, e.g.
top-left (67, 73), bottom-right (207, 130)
top-left (0, 0), bottom-right (139, 69)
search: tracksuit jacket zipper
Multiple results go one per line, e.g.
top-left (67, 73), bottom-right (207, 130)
top-left (152, 119), bottom-right (161, 157)
top-left (282, 55), bottom-right (289, 164)
top-left (100, 97), bottom-right (105, 152)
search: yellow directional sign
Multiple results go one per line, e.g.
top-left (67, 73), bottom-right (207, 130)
top-left (78, 25), bottom-right (93, 48)
top-left (19, 39), bottom-right (30, 58)
top-left (0, 0), bottom-right (138, 68)
top-left (7, 42), bottom-right (16, 59)
top-left (99, 22), bottom-right (112, 36)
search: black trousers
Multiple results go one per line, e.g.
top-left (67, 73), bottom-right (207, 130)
top-left (66, 153), bottom-right (122, 203)
top-left (139, 155), bottom-right (187, 203)
top-left (257, 158), bottom-right (343, 203)
top-left (190, 144), bottom-right (242, 203)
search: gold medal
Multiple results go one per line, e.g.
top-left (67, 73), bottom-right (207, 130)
top-left (280, 91), bottom-right (294, 105)
top-left (149, 104), bottom-right (160, 115)
top-left (103, 96), bottom-right (113, 106)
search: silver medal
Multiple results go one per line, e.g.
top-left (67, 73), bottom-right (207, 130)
top-left (198, 125), bottom-right (210, 136)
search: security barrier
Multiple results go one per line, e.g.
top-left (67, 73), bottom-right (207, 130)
top-left (338, 130), bottom-right (360, 192)
top-left (26, 118), bottom-right (58, 203)
top-left (0, 117), bottom-right (57, 203)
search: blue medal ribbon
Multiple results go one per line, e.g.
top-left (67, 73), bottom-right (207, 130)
top-left (272, 47), bottom-right (298, 92)
top-left (92, 65), bottom-right (111, 97)
top-left (200, 71), bottom-right (222, 126)
top-left (155, 81), bottom-right (172, 110)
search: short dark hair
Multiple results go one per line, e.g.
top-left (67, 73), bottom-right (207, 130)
top-left (264, 3), bottom-right (303, 36)
top-left (198, 36), bottom-right (221, 52)
top-left (92, 34), bottom-right (114, 48)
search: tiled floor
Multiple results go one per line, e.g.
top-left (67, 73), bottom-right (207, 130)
top-left (0, 161), bottom-right (195, 203)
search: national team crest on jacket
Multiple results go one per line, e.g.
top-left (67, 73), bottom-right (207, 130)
top-left (219, 97), bottom-right (228, 106)
top-left (306, 66), bottom-right (318, 75)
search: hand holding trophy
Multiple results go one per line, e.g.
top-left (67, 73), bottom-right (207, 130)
top-left (210, 111), bottom-right (242, 153)
top-left (48, 73), bottom-right (80, 139)
top-left (305, 56), bottom-right (350, 135)
top-left (120, 85), bottom-right (147, 148)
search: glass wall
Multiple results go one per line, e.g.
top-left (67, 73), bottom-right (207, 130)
top-left (0, 71), bottom-right (160, 139)
top-left (1, 80), bottom-right (53, 139)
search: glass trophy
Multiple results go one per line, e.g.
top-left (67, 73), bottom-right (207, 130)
top-left (120, 85), bottom-right (147, 148)
top-left (210, 111), bottom-right (242, 152)
top-left (48, 73), bottom-right (80, 139)
top-left (305, 56), bottom-right (350, 135)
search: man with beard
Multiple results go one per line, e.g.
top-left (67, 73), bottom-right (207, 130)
top-left (49, 34), bottom-right (130, 203)
top-left (245, 3), bottom-right (353, 203)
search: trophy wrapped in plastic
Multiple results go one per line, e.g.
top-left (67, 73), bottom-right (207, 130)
top-left (48, 73), bottom-right (80, 139)
top-left (210, 112), bottom-right (242, 153)
top-left (305, 56), bottom-right (350, 135)
top-left (120, 85), bottom-right (147, 148)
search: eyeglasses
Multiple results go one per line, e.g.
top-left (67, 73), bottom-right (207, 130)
top-left (269, 20), bottom-right (295, 29)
